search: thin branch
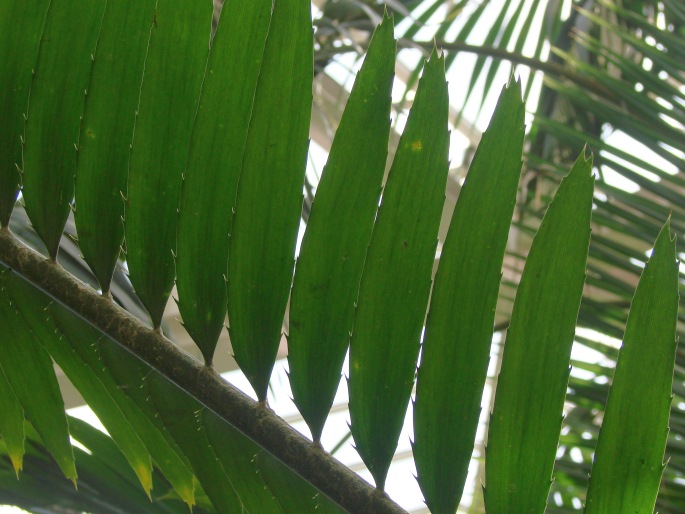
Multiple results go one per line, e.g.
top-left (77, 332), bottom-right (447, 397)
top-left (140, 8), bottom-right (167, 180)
top-left (329, 37), bottom-right (614, 99)
top-left (414, 39), bottom-right (614, 98)
top-left (0, 228), bottom-right (407, 514)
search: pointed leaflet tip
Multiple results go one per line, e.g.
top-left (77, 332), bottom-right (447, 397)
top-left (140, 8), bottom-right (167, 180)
top-left (485, 149), bottom-right (593, 513)
top-left (582, 143), bottom-right (594, 162)
top-left (413, 75), bottom-right (524, 514)
top-left (136, 459), bottom-right (154, 500)
top-left (288, 7), bottom-right (395, 440)
top-left (9, 453), bottom-right (23, 478)
top-left (585, 217), bottom-right (677, 513)
top-left (428, 41), bottom-right (445, 62)
top-left (505, 69), bottom-right (520, 89)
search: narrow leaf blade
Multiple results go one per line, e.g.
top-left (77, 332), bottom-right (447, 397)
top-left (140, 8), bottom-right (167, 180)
top-left (176, 0), bottom-right (272, 364)
top-left (256, 450), bottom-right (348, 514)
top-left (0, 365), bottom-right (24, 475)
top-left (6, 278), bottom-right (157, 497)
top-left (484, 151), bottom-right (594, 513)
top-left (21, 0), bottom-right (106, 258)
top-left (95, 337), bottom-right (202, 508)
top-left (46, 307), bottom-right (154, 498)
top-left (413, 78), bottom-right (525, 514)
top-left (202, 410), bottom-right (287, 514)
top-left (288, 14), bottom-right (396, 442)
top-left (585, 219), bottom-right (679, 513)
top-left (227, 0), bottom-right (313, 400)
top-left (0, 270), bottom-right (76, 483)
top-left (147, 373), bottom-right (246, 514)
top-left (125, 0), bottom-right (212, 326)
top-left (349, 51), bottom-right (449, 489)
top-left (0, 0), bottom-right (51, 226)
top-left (74, 0), bottom-right (156, 292)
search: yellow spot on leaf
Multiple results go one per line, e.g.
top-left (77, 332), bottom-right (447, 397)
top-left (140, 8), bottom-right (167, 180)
top-left (135, 463), bottom-right (153, 500)
top-left (411, 140), bottom-right (423, 151)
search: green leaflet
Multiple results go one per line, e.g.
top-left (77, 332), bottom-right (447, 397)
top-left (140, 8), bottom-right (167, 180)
top-left (0, 270), bottom-right (76, 483)
top-left (0, 0), bottom-right (51, 226)
top-left (95, 339), bottom-right (204, 508)
top-left (66, 417), bottom-right (192, 513)
top-left (207, 404), bottom-right (347, 513)
top-left (0, 365), bottom-right (24, 475)
top-left (176, 0), bottom-right (272, 364)
top-left (9, 417), bottom-right (191, 513)
top-left (288, 14), bottom-right (396, 442)
top-left (147, 373), bottom-right (245, 513)
top-left (227, 0), bottom-right (313, 400)
top-left (74, 0), bottom-right (156, 293)
top-left (255, 450), bottom-right (348, 514)
top-left (125, 0), bottom-right (212, 327)
top-left (6, 278), bottom-right (154, 498)
top-left (484, 151), bottom-right (594, 513)
top-left (4, 264), bottom-right (197, 505)
top-left (21, 0), bottom-right (107, 259)
top-left (202, 410), bottom-right (288, 514)
top-left (585, 220), bottom-right (679, 513)
top-left (348, 51), bottom-right (449, 490)
top-left (413, 79), bottom-right (525, 514)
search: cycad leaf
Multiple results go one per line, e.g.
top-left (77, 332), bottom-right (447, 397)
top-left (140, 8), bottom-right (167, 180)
top-left (0, 0), bottom-right (51, 226)
top-left (585, 220), bottom-right (679, 514)
top-left (0, 270), bottom-right (76, 483)
top-left (0, 365), bottom-right (24, 475)
top-left (125, 0), bottom-right (212, 327)
top-left (176, 0), bottom-right (272, 364)
top-left (227, 0), bottom-right (313, 400)
top-left (6, 277), bottom-right (154, 497)
top-left (413, 78), bottom-right (525, 514)
top-left (484, 151), bottom-right (594, 513)
top-left (21, 0), bottom-right (107, 259)
top-left (288, 13), bottom-right (396, 442)
top-left (74, 0), bottom-right (156, 292)
top-left (348, 50), bottom-right (449, 489)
